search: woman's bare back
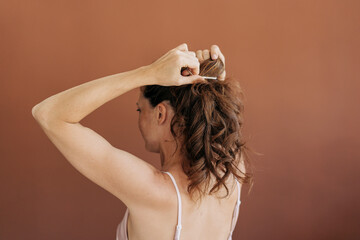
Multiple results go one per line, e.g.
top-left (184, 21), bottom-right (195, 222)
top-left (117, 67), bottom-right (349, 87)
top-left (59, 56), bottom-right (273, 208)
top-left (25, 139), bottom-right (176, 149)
top-left (125, 170), bottom-right (242, 240)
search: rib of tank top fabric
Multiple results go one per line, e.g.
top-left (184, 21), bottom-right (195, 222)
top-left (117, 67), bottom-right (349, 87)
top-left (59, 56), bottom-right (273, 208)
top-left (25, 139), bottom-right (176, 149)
top-left (227, 179), bottom-right (241, 240)
top-left (162, 171), bottom-right (182, 240)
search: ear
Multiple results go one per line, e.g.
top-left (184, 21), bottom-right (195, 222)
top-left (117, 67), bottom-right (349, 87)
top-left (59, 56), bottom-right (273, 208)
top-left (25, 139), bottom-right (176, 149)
top-left (156, 103), bottom-right (168, 124)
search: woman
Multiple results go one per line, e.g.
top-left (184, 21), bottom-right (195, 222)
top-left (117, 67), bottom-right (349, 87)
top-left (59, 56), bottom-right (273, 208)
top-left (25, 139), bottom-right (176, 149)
top-left (32, 43), bottom-right (253, 240)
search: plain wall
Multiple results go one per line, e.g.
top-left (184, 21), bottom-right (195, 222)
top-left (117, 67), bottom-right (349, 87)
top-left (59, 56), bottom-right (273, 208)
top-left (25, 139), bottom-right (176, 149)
top-left (1, 0), bottom-right (359, 239)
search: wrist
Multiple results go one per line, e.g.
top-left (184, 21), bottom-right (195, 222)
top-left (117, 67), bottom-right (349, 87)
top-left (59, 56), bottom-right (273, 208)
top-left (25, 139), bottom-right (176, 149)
top-left (136, 64), bottom-right (157, 86)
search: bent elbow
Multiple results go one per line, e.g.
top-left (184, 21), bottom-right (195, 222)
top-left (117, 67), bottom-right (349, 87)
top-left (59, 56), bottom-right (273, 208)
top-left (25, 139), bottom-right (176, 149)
top-left (32, 104), bottom-right (48, 123)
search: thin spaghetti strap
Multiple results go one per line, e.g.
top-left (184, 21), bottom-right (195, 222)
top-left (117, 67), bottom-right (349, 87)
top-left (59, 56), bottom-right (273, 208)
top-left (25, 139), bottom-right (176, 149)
top-left (162, 171), bottom-right (182, 240)
top-left (228, 178), bottom-right (241, 240)
top-left (236, 179), bottom-right (241, 204)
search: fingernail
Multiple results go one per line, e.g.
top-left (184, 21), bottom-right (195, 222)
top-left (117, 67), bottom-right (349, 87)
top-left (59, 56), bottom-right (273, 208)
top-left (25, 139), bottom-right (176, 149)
top-left (212, 54), bottom-right (217, 59)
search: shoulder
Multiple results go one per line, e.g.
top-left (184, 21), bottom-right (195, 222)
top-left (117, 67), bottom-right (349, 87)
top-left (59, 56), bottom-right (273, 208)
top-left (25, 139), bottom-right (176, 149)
top-left (128, 170), bottom-right (177, 213)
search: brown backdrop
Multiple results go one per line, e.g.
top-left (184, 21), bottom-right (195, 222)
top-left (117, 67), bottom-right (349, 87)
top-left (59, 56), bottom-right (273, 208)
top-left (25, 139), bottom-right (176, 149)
top-left (1, 0), bottom-right (359, 239)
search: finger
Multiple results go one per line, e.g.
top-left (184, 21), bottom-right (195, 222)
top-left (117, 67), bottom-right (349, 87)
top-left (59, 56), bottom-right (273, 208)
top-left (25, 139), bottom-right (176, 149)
top-left (175, 43), bottom-right (188, 51)
top-left (180, 54), bottom-right (200, 75)
top-left (211, 44), bottom-right (225, 67)
top-left (189, 51), bottom-right (196, 57)
top-left (184, 51), bottom-right (196, 57)
top-left (196, 50), bottom-right (204, 62)
top-left (179, 50), bottom-right (199, 60)
top-left (210, 44), bottom-right (220, 60)
top-left (203, 49), bottom-right (210, 61)
top-left (181, 68), bottom-right (192, 76)
top-left (219, 70), bottom-right (226, 81)
top-left (218, 51), bottom-right (225, 66)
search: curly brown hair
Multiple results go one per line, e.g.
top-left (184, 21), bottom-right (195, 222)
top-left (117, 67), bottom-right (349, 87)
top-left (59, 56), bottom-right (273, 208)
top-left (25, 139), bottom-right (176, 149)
top-left (140, 57), bottom-right (255, 204)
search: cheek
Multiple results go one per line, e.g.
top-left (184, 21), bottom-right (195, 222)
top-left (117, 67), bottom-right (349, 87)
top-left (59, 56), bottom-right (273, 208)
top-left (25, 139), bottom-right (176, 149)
top-left (138, 114), bottom-right (157, 139)
top-left (138, 113), bottom-right (148, 136)
top-left (138, 115), bottom-right (143, 133)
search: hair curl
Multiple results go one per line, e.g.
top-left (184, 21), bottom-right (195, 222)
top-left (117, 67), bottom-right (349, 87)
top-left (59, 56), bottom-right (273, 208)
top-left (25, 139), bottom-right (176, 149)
top-left (140, 57), bottom-right (255, 204)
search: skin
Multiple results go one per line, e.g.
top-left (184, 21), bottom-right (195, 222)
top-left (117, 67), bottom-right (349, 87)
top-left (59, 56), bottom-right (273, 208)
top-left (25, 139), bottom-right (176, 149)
top-left (136, 93), bottom-right (184, 173)
top-left (136, 84), bottom-right (244, 239)
top-left (136, 44), bottom-right (228, 186)
top-left (33, 43), bottom-right (241, 239)
top-left (183, 45), bottom-right (226, 80)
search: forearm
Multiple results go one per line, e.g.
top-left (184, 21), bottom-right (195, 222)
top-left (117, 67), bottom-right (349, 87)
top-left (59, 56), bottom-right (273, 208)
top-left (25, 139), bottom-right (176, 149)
top-left (32, 65), bottom-right (153, 125)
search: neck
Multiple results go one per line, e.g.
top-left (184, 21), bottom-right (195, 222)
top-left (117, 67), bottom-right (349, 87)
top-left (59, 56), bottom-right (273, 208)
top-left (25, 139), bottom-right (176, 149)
top-left (159, 139), bottom-right (184, 173)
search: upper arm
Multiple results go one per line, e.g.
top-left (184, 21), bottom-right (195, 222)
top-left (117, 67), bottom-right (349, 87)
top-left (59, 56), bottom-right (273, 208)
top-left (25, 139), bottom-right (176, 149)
top-left (33, 116), bottom-right (166, 210)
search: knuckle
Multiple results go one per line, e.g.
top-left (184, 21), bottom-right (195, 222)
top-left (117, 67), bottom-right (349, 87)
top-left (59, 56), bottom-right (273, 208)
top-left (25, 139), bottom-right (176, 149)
top-left (174, 49), bottom-right (181, 55)
top-left (170, 48), bottom-right (177, 54)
